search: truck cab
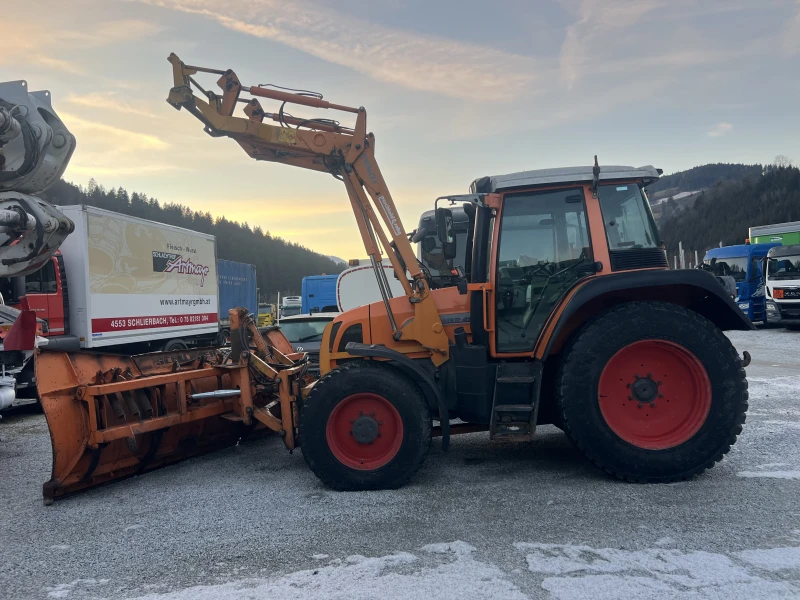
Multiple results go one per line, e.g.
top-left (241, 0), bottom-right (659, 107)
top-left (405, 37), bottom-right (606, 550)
top-left (703, 243), bottom-right (778, 322)
top-left (765, 244), bottom-right (800, 326)
top-left (0, 252), bottom-right (71, 342)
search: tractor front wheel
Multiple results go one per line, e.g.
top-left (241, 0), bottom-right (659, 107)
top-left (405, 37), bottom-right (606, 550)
top-left (300, 362), bottom-right (431, 490)
top-left (557, 301), bottom-right (748, 482)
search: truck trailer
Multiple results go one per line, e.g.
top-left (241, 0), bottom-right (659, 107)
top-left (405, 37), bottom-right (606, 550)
top-left (750, 221), bottom-right (800, 245)
top-left (217, 259), bottom-right (258, 343)
top-left (0, 205), bottom-right (232, 399)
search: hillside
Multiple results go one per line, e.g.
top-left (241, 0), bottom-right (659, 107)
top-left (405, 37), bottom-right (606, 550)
top-left (648, 163), bottom-right (763, 226)
top-left (659, 165), bottom-right (800, 261)
top-left (43, 179), bottom-right (344, 299)
top-left (648, 163), bottom-right (763, 197)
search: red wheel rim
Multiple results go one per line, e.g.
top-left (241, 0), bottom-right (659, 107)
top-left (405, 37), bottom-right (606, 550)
top-left (325, 393), bottom-right (404, 470)
top-left (598, 339), bottom-right (712, 450)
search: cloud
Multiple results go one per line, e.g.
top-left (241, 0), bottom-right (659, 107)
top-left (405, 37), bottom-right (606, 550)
top-left (559, 0), bottom-right (663, 88)
top-left (0, 18), bottom-right (163, 77)
top-left (134, 0), bottom-right (537, 101)
top-left (65, 93), bottom-right (165, 120)
top-left (59, 112), bottom-right (170, 149)
top-left (707, 122), bottom-right (733, 137)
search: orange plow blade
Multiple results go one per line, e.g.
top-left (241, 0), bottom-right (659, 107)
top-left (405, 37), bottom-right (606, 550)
top-left (36, 309), bottom-right (308, 504)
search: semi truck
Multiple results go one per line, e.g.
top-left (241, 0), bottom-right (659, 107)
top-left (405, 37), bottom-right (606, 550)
top-left (0, 205), bottom-right (255, 401)
top-left (301, 274), bottom-right (339, 314)
top-left (702, 243), bottom-right (778, 322)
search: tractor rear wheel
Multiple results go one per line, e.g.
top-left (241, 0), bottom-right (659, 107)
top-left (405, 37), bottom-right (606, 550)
top-left (300, 362), bottom-right (432, 491)
top-left (557, 301), bottom-right (748, 482)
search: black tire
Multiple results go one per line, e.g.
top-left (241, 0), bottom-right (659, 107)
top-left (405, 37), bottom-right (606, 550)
top-left (300, 362), bottom-right (432, 491)
top-left (557, 301), bottom-right (748, 482)
top-left (162, 339), bottom-right (188, 352)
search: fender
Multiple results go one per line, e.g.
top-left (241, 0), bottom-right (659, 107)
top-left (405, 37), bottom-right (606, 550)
top-left (344, 342), bottom-right (450, 450)
top-left (537, 269), bottom-right (754, 360)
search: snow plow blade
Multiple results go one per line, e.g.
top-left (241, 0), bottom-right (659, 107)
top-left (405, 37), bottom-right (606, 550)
top-left (36, 309), bottom-right (309, 504)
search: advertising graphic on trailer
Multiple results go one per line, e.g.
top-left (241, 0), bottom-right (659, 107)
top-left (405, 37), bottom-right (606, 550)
top-left (86, 213), bottom-right (218, 340)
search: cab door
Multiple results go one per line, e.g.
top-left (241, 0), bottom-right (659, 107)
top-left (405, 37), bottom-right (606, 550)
top-left (22, 258), bottom-right (62, 335)
top-left (490, 187), bottom-right (595, 355)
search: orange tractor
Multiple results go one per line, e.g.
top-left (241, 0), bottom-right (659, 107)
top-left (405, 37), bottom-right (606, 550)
top-left (35, 55), bottom-right (751, 502)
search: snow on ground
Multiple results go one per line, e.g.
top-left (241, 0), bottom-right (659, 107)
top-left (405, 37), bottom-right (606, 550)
top-left (48, 541), bottom-right (800, 600)
top-left (4, 328), bottom-right (800, 600)
top-left (112, 543), bottom-right (529, 600)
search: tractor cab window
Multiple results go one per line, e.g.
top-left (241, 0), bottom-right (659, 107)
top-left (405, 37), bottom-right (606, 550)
top-left (597, 184), bottom-right (658, 251)
top-left (495, 188), bottom-right (593, 353)
top-left (420, 231), bottom-right (468, 279)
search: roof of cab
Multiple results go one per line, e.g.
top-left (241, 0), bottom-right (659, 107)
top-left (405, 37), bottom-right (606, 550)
top-left (767, 244), bottom-right (800, 258)
top-left (470, 165), bottom-right (661, 194)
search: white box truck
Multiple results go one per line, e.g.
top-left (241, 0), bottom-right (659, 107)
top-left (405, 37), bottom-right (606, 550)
top-left (56, 205), bottom-right (220, 351)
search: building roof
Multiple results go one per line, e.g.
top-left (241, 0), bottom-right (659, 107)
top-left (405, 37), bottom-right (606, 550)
top-left (470, 165), bottom-right (661, 193)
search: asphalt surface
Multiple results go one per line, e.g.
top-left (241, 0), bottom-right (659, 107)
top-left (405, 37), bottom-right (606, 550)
top-left (1, 330), bottom-right (799, 599)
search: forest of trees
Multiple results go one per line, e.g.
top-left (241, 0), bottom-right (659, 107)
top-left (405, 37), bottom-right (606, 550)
top-left (42, 179), bottom-right (344, 299)
top-left (659, 164), bottom-right (800, 261)
top-left (648, 163), bottom-right (763, 195)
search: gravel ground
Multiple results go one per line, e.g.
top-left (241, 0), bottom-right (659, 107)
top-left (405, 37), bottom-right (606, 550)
top-left (1, 329), bottom-right (800, 599)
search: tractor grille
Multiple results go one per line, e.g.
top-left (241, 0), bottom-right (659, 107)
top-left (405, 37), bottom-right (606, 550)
top-left (609, 248), bottom-right (668, 272)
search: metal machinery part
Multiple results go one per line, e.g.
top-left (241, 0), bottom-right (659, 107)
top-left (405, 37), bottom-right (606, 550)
top-left (0, 81), bottom-right (75, 277)
top-left (37, 308), bottom-right (311, 503)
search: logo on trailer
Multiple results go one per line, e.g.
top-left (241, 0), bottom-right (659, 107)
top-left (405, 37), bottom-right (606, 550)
top-left (152, 251), bottom-right (210, 287)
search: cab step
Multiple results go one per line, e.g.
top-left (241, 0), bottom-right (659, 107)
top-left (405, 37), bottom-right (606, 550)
top-left (490, 362), bottom-right (542, 441)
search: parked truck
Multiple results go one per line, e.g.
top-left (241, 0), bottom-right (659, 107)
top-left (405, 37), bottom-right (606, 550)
top-left (702, 243), bottom-right (778, 322)
top-left (0, 205), bottom-right (230, 399)
top-left (764, 244), bottom-right (800, 326)
top-left (217, 259), bottom-right (258, 343)
top-left (750, 221), bottom-right (800, 245)
top-left (301, 274), bottom-right (339, 314)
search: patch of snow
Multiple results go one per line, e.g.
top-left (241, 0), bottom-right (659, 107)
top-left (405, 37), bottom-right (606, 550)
top-left (736, 547), bottom-right (800, 571)
top-left (49, 544), bottom-right (71, 550)
top-left (517, 542), bottom-right (799, 599)
top-left (311, 554), bottom-right (329, 560)
top-left (121, 542), bottom-right (526, 600)
top-left (421, 541), bottom-right (475, 556)
top-left (738, 471), bottom-right (800, 479)
top-left (654, 537), bottom-right (675, 547)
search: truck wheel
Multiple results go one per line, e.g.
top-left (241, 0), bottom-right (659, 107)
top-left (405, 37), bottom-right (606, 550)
top-left (162, 339), bottom-right (188, 352)
top-left (300, 362), bottom-right (431, 491)
top-left (557, 301), bottom-right (748, 482)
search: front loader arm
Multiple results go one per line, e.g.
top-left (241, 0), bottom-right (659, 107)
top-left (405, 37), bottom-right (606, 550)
top-left (166, 54), bottom-right (448, 365)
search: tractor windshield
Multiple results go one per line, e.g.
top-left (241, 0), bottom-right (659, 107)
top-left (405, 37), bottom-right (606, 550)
top-left (597, 184), bottom-right (659, 250)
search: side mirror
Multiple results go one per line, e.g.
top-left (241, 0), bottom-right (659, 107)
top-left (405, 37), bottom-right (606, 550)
top-left (436, 207), bottom-right (454, 244)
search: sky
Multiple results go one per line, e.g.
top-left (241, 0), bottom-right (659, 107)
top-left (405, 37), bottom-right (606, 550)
top-left (2, 0), bottom-right (799, 259)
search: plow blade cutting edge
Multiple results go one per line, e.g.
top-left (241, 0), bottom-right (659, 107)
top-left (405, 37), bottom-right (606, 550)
top-left (36, 309), bottom-right (308, 504)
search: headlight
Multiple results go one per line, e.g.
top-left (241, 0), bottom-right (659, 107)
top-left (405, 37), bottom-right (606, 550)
top-left (737, 303), bottom-right (750, 311)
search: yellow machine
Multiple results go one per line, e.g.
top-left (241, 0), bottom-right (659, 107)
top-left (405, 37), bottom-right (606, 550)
top-left (257, 303), bottom-right (276, 327)
top-left (34, 55), bottom-right (752, 502)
